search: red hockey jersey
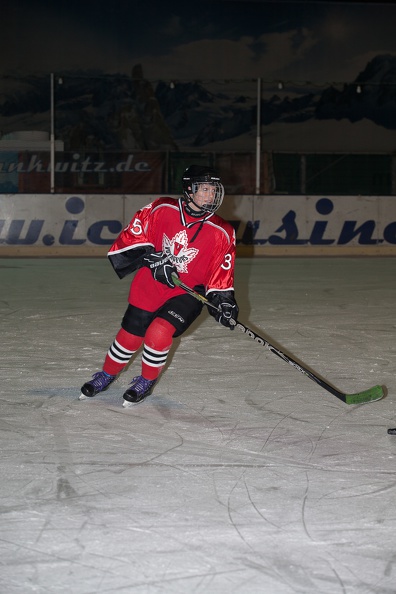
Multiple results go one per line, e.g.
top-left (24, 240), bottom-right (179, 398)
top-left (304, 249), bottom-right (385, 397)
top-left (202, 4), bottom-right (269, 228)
top-left (108, 197), bottom-right (236, 309)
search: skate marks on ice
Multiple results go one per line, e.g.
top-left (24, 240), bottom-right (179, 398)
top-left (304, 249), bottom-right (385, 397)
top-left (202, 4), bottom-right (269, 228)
top-left (1, 258), bottom-right (396, 593)
top-left (3, 387), bottom-right (396, 593)
top-left (203, 397), bottom-right (396, 593)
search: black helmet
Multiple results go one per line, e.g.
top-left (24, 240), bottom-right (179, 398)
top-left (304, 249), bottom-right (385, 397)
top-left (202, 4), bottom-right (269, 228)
top-left (182, 165), bottom-right (224, 214)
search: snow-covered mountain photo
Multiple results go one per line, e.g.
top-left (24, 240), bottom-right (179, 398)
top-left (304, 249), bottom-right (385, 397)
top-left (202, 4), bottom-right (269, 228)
top-left (1, 54), bottom-right (395, 153)
top-left (0, 1), bottom-right (395, 153)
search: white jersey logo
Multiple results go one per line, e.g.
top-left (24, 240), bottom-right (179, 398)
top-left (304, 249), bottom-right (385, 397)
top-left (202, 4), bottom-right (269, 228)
top-left (162, 230), bottom-right (198, 273)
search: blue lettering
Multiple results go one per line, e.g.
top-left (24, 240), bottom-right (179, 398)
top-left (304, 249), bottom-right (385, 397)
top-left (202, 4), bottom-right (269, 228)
top-left (268, 211), bottom-right (307, 245)
top-left (228, 220), bottom-right (240, 233)
top-left (59, 221), bottom-right (85, 245)
top-left (242, 220), bottom-right (263, 244)
top-left (2, 200), bottom-right (396, 249)
top-left (383, 222), bottom-right (396, 244)
top-left (315, 198), bottom-right (334, 216)
top-left (87, 221), bottom-right (122, 244)
top-left (2, 220), bottom-right (44, 244)
top-left (338, 220), bottom-right (378, 245)
top-left (309, 221), bottom-right (335, 245)
top-left (310, 198), bottom-right (335, 244)
top-left (65, 197), bottom-right (85, 215)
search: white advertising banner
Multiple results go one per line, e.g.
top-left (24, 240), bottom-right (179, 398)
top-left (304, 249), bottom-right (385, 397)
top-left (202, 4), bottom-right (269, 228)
top-left (0, 194), bottom-right (395, 256)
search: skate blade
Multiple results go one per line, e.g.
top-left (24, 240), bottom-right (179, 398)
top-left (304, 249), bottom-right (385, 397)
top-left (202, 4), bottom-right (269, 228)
top-left (122, 399), bottom-right (136, 408)
top-left (122, 398), bottom-right (148, 408)
top-left (78, 392), bottom-right (90, 400)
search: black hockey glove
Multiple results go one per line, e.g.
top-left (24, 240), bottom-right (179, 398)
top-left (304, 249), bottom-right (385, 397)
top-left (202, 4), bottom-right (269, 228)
top-left (142, 251), bottom-right (178, 288)
top-left (207, 291), bottom-right (239, 330)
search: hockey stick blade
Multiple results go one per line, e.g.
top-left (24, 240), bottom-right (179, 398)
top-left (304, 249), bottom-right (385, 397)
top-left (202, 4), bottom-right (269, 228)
top-left (343, 384), bottom-right (384, 405)
top-left (172, 275), bottom-right (385, 405)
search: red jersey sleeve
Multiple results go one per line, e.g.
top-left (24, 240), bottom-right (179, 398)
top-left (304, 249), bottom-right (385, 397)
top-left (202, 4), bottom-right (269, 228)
top-left (205, 221), bottom-right (236, 295)
top-left (107, 201), bottom-right (157, 279)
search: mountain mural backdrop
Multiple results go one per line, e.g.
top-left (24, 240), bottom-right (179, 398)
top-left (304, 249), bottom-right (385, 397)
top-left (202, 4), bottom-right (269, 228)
top-left (1, 55), bottom-right (395, 153)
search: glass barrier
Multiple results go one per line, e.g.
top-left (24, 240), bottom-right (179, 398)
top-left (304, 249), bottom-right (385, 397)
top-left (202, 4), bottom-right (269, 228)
top-left (0, 74), bottom-right (394, 195)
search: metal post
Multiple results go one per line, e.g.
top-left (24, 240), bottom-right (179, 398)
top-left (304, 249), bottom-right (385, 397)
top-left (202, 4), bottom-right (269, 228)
top-left (392, 154), bottom-right (396, 195)
top-left (255, 77), bottom-right (261, 195)
top-left (301, 154), bottom-right (306, 194)
top-left (50, 73), bottom-right (55, 193)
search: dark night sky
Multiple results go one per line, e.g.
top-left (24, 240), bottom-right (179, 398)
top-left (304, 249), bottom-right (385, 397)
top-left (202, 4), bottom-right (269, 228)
top-left (1, 0), bottom-right (396, 82)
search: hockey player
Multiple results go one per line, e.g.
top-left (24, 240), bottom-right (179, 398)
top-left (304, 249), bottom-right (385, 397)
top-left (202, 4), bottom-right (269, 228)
top-left (80, 165), bottom-right (238, 405)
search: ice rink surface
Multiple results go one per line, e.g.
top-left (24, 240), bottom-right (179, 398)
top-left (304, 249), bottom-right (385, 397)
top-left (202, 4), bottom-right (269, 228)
top-left (1, 256), bottom-right (396, 594)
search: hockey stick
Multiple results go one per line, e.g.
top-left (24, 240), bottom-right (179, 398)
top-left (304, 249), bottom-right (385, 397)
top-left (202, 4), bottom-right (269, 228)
top-left (172, 275), bottom-right (384, 405)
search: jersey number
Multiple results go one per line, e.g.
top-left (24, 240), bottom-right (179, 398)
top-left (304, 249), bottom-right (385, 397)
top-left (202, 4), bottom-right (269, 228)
top-left (130, 218), bottom-right (143, 235)
top-left (221, 253), bottom-right (232, 270)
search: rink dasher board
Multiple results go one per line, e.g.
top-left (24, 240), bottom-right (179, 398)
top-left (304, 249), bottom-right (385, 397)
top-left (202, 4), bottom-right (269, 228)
top-left (1, 193), bottom-right (396, 256)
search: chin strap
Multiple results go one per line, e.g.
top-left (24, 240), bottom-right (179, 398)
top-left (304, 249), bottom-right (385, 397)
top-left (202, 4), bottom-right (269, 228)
top-left (181, 199), bottom-right (210, 242)
top-left (184, 199), bottom-right (205, 218)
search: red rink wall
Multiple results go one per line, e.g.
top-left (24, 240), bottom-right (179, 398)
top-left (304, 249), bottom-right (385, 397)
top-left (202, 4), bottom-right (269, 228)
top-left (1, 194), bottom-right (396, 256)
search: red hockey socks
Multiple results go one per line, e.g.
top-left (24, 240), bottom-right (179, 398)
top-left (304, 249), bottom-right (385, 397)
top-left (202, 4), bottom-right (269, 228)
top-left (102, 319), bottom-right (176, 380)
top-left (103, 328), bottom-right (143, 376)
top-left (141, 318), bottom-right (175, 380)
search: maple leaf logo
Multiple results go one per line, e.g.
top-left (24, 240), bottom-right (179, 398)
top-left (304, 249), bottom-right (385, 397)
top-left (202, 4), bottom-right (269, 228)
top-left (162, 230), bottom-right (198, 273)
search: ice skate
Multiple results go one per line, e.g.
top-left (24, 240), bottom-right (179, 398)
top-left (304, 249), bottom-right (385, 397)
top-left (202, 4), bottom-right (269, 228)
top-left (79, 371), bottom-right (116, 400)
top-left (122, 375), bottom-right (157, 407)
